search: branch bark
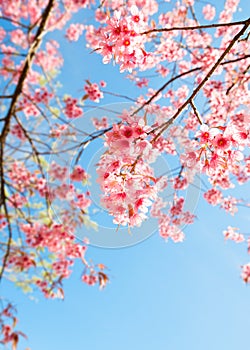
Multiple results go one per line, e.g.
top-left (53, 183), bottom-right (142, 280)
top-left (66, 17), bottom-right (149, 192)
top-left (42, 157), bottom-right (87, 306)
top-left (0, 0), bottom-right (55, 281)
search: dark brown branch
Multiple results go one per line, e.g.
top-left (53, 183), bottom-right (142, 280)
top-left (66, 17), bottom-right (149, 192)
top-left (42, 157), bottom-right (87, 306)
top-left (132, 67), bottom-right (201, 116)
top-left (132, 53), bottom-right (250, 118)
top-left (221, 54), bottom-right (250, 65)
top-left (0, 95), bottom-right (13, 99)
top-left (153, 17), bottom-right (250, 140)
top-left (0, 0), bottom-right (55, 282)
top-left (141, 19), bottom-right (249, 35)
top-left (0, 0), bottom-right (55, 147)
top-left (190, 100), bottom-right (203, 125)
top-left (0, 15), bottom-right (30, 29)
top-left (0, 51), bottom-right (27, 57)
top-left (0, 188), bottom-right (13, 280)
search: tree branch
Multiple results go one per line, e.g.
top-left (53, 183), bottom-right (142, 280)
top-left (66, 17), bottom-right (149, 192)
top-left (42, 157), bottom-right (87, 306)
top-left (132, 67), bottom-right (201, 116)
top-left (152, 17), bottom-right (250, 140)
top-left (0, 0), bottom-right (55, 282)
top-left (0, 15), bottom-right (30, 29)
top-left (190, 100), bottom-right (203, 125)
top-left (141, 19), bottom-right (249, 35)
top-left (0, 0), bottom-right (55, 147)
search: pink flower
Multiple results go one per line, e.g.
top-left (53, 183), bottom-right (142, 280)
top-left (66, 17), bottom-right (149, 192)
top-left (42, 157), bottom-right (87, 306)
top-left (202, 4), bottom-right (216, 21)
top-left (121, 125), bottom-right (134, 138)
top-left (11, 124), bottom-right (25, 141)
top-left (96, 118), bottom-right (162, 227)
top-left (50, 124), bottom-right (68, 138)
top-left (71, 193), bottom-right (91, 210)
top-left (92, 117), bottom-right (108, 130)
top-left (8, 193), bottom-right (27, 208)
top-left (10, 29), bottom-right (28, 49)
top-left (170, 197), bottom-right (184, 216)
top-left (99, 80), bottom-right (106, 87)
top-left (82, 274), bottom-right (98, 286)
top-left (223, 226), bottom-right (245, 243)
top-left (49, 161), bottom-right (67, 181)
top-left (95, 9), bottom-right (108, 23)
top-left (159, 219), bottom-right (185, 243)
top-left (204, 188), bottom-right (223, 206)
top-left (136, 78), bottom-right (149, 88)
top-left (150, 198), bottom-right (166, 217)
top-left (232, 130), bottom-right (249, 145)
top-left (241, 263), bottom-right (250, 283)
top-left (180, 151), bottom-right (197, 168)
top-left (213, 134), bottom-right (231, 151)
top-left (66, 23), bottom-right (84, 42)
top-left (130, 5), bottom-right (144, 24)
top-left (84, 81), bottom-right (103, 102)
top-left (195, 124), bottom-right (219, 143)
top-left (173, 177), bottom-right (188, 190)
top-left (64, 97), bottom-right (83, 119)
top-left (221, 196), bottom-right (238, 215)
top-left (70, 166), bottom-right (88, 182)
top-left (209, 153), bottom-right (224, 170)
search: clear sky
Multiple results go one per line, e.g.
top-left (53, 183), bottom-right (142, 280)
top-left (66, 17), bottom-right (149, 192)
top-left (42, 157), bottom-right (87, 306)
top-left (2, 1), bottom-right (250, 349)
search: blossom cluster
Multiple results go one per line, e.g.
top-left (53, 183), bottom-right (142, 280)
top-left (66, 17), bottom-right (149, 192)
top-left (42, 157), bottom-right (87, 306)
top-left (182, 122), bottom-right (249, 183)
top-left (83, 80), bottom-right (104, 102)
top-left (85, 5), bottom-right (154, 72)
top-left (0, 303), bottom-right (26, 350)
top-left (223, 226), bottom-right (245, 243)
top-left (64, 96), bottom-right (83, 119)
top-left (66, 23), bottom-right (85, 41)
top-left (97, 115), bottom-right (166, 227)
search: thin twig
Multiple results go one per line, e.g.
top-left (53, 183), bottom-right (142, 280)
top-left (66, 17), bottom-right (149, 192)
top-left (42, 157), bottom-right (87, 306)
top-left (190, 100), bottom-right (203, 125)
top-left (132, 67), bottom-right (201, 116)
top-left (0, 15), bottom-right (30, 29)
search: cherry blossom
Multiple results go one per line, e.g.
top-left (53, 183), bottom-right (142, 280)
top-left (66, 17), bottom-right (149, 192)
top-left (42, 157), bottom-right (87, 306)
top-left (83, 80), bottom-right (104, 102)
top-left (203, 4), bottom-right (216, 21)
top-left (241, 263), bottom-right (250, 283)
top-left (1, 1), bottom-right (250, 347)
top-left (66, 23), bottom-right (85, 41)
top-left (92, 116), bottom-right (109, 130)
top-left (204, 188), bottom-right (223, 206)
top-left (64, 96), bottom-right (83, 119)
top-left (223, 226), bottom-right (245, 243)
top-left (70, 165), bottom-right (88, 182)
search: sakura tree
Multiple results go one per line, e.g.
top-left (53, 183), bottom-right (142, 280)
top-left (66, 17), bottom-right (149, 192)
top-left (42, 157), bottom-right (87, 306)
top-left (0, 0), bottom-right (249, 348)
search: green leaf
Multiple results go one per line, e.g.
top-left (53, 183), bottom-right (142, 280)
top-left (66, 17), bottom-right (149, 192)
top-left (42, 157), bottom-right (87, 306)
top-left (49, 107), bottom-right (60, 119)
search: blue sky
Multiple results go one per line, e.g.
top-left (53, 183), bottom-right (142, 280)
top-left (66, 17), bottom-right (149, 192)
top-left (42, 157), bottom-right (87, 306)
top-left (2, 1), bottom-right (250, 349)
